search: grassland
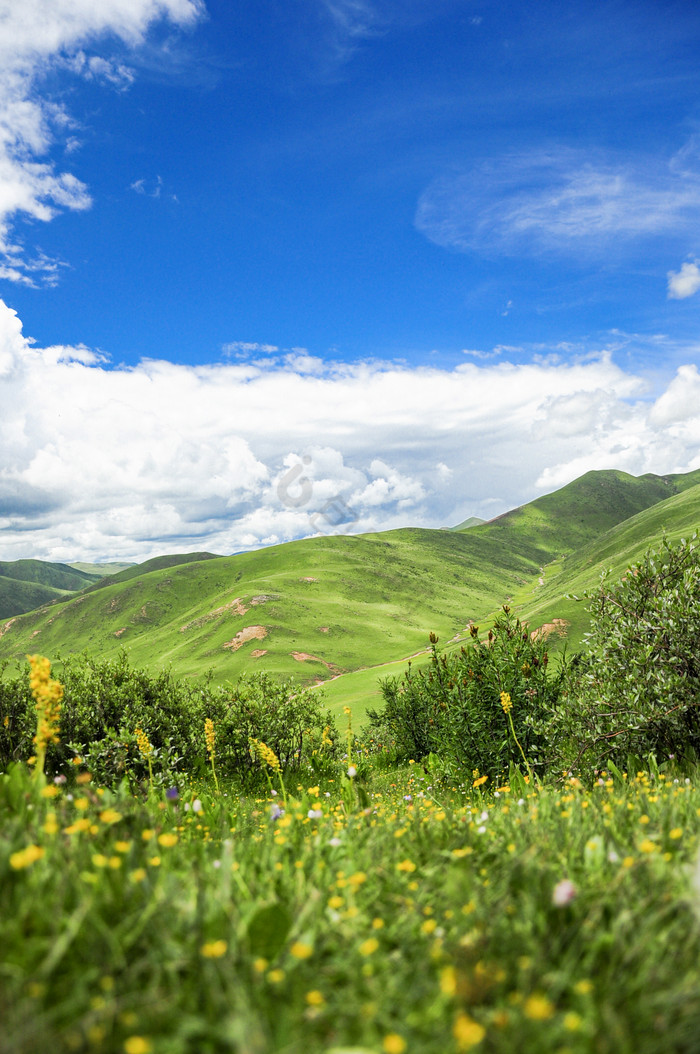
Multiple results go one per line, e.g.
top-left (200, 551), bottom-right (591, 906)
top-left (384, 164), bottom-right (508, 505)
top-left (3, 752), bottom-right (700, 1054)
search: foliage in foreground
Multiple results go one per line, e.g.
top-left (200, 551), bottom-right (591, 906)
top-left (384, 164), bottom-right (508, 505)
top-left (557, 531), bottom-right (700, 771)
top-left (0, 652), bottom-right (338, 787)
top-left (2, 755), bottom-right (700, 1054)
top-left (367, 607), bottom-right (566, 777)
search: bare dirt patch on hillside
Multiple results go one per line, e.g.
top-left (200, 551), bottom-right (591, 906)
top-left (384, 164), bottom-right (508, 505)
top-left (0, 618), bottom-right (17, 639)
top-left (291, 651), bottom-right (341, 674)
top-left (531, 618), bottom-right (569, 640)
top-left (251, 648), bottom-right (268, 658)
top-left (223, 626), bottom-right (268, 651)
top-left (181, 597), bottom-right (249, 632)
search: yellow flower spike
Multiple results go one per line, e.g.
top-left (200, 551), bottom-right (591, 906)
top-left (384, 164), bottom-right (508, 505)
top-left (500, 691), bottom-right (513, 714)
top-left (27, 654), bottom-right (63, 780)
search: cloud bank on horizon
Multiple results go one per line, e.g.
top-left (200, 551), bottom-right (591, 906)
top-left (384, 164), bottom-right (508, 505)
top-left (2, 298), bottom-right (700, 563)
top-left (1, 0), bottom-right (700, 561)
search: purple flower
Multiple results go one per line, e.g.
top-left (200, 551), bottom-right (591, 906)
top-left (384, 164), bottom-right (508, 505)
top-left (270, 804), bottom-right (285, 821)
top-left (165, 786), bottom-right (179, 801)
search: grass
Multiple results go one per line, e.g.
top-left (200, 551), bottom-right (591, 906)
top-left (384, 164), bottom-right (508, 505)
top-left (3, 753), bottom-right (700, 1054)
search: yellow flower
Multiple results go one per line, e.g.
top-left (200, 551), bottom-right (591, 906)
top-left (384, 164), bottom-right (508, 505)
top-left (453, 1011), bottom-right (486, 1049)
top-left (40, 784), bottom-right (60, 798)
top-left (500, 691), bottom-right (513, 714)
top-left (204, 717), bottom-right (216, 757)
top-left (267, 968), bottom-right (285, 984)
top-left (99, 809), bottom-right (123, 825)
top-left (158, 832), bottom-right (178, 848)
top-left (130, 869), bottom-right (147, 883)
top-left (10, 844), bottom-right (45, 870)
top-left (305, 990), bottom-right (325, 1006)
top-left (27, 655), bottom-right (63, 770)
top-left (563, 1011), bottom-right (583, 1031)
top-left (440, 965), bottom-right (457, 996)
top-left (134, 726), bottom-right (153, 760)
top-left (382, 1035), bottom-right (407, 1054)
top-left (523, 993), bottom-right (555, 1020)
top-left (250, 737), bottom-right (281, 773)
top-left (669, 827), bottom-right (683, 840)
top-left (290, 941), bottom-right (313, 959)
top-left (396, 859), bottom-right (416, 873)
top-left (124, 1037), bottom-right (152, 1054)
top-left (639, 838), bottom-right (656, 854)
top-left (201, 940), bottom-right (228, 958)
top-left (472, 775), bottom-right (488, 788)
top-left (359, 938), bottom-right (379, 956)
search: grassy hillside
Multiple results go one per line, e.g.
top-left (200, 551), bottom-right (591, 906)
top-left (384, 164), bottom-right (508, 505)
top-left (2, 468), bottom-right (699, 706)
top-left (0, 560), bottom-right (102, 619)
top-left (512, 482), bottom-right (700, 653)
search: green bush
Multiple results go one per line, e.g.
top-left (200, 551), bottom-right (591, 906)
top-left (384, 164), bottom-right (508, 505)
top-left (0, 653), bottom-right (338, 787)
top-left (555, 532), bottom-right (700, 771)
top-left (366, 607), bottom-right (565, 778)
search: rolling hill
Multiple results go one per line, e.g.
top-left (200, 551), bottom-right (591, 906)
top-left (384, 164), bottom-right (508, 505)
top-left (0, 469), bottom-right (698, 713)
top-left (0, 560), bottom-right (103, 619)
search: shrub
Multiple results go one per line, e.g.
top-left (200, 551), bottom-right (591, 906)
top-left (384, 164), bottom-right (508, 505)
top-left (0, 653), bottom-right (338, 787)
top-left (366, 607), bottom-right (565, 778)
top-left (555, 532), bottom-right (700, 771)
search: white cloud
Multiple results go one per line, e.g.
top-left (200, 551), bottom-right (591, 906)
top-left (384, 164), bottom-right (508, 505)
top-left (0, 0), bottom-right (204, 283)
top-left (415, 145), bottom-right (700, 260)
top-left (1, 298), bottom-right (700, 563)
top-left (667, 261), bottom-right (700, 300)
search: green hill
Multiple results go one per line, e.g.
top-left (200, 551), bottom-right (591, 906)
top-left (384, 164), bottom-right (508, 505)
top-left (1, 469), bottom-right (699, 708)
top-left (0, 560), bottom-right (102, 619)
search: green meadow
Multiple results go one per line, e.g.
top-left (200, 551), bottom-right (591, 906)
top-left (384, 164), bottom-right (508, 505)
top-left (3, 470), bottom-right (700, 1052)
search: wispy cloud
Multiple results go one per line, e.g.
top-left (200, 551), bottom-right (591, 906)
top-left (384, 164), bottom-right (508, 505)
top-left (2, 298), bottom-right (699, 562)
top-left (415, 144), bottom-right (700, 261)
top-left (0, 0), bottom-right (204, 284)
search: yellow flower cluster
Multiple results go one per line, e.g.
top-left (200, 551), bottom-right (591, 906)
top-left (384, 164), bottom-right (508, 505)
top-left (500, 691), bottom-right (513, 714)
top-left (204, 718), bottom-right (216, 759)
top-left (250, 737), bottom-right (281, 773)
top-left (27, 655), bottom-right (63, 764)
top-left (134, 726), bottom-right (153, 760)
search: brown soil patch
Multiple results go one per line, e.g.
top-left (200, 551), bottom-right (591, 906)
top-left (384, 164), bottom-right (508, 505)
top-left (250, 594), bottom-right (274, 605)
top-left (223, 626), bottom-right (267, 651)
top-left (291, 651), bottom-right (341, 674)
top-left (319, 626), bottom-right (329, 633)
top-left (114, 628), bottom-right (128, 638)
top-left (300, 577), bottom-right (318, 582)
top-left (251, 649), bottom-right (268, 658)
top-left (0, 618), bottom-right (17, 640)
top-left (531, 618), bottom-right (569, 640)
top-left (181, 596), bottom-right (249, 632)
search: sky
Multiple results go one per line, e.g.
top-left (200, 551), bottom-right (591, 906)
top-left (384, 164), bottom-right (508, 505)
top-left (1, 0), bottom-right (700, 562)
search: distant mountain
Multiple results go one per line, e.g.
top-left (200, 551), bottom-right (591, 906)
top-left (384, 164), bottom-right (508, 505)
top-left (450, 516), bottom-right (485, 531)
top-left (1, 469), bottom-right (698, 699)
top-left (0, 560), bottom-right (102, 620)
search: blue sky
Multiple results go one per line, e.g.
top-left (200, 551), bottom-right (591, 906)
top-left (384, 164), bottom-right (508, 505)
top-left (1, 0), bottom-right (700, 561)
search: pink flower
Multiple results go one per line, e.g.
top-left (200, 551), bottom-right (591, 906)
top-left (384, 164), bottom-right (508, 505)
top-left (552, 879), bottom-right (577, 906)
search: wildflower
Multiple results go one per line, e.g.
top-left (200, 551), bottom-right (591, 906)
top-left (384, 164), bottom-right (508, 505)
top-left (397, 859), bottom-right (416, 873)
top-left (157, 832), bottom-right (178, 848)
top-left (440, 965), bottom-right (457, 996)
top-left (250, 738), bottom-right (281, 773)
top-left (99, 809), bottom-right (123, 825)
top-left (472, 775), bottom-right (488, 788)
top-left (40, 784), bottom-right (60, 798)
top-left (27, 655), bottom-right (63, 779)
top-left (200, 940), bottom-right (228, 958)
top-left (10, 844), bottom-right (45, 870)
top-left (552, 879), bottom-right (577, 906)
top-left (359, 938), bottom-right (379, 956)
top-left (305, 990), bottom-right (325, 1006)
top-left (290, 941), bottom-right (313, 959)
top-left (165, 786), bottom-right (179, 801)
top-left (523, 993), bottom-right (555, 1020)
top-left (347, 765), bottom-right (357, 778)
top-left (124, 1038), bottom-right (152, 1054)
top-left (500, 691), bottom-right (513, 714)
top-left (134, 727), bottom-right (153, 760)
top-left (204, 718), bottom-right (216, 757)
top-left (453, 1012), bottom-right (486, 1049)
top-left (670, 828), bottom-right (683, 840)
top-left (382, 1035), bottom-right (407, 1054)
top-left (307, 808), bottom-right (323, 820)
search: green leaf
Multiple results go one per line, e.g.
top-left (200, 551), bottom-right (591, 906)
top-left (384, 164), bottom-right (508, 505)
top-left (246, 902), bottom-right (292, 960)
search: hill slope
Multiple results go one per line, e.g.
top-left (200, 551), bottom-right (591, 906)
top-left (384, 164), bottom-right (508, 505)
top-left (0, 560), bottom-right (102, 619)
top-left (1, 468), bottom-right (698, 692)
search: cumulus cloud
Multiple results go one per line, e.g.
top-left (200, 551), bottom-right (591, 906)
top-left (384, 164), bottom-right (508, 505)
top-left (1, 298), bottom-right (700, 563)
top-left (0, 0), bottom-right (204, 283)
top-left (415, 145), bottom-right (700, 260)
top-left (667, 261), bottom-right (700, 300)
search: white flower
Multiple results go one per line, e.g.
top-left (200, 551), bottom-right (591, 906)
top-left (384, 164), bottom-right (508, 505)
top-left (347, 765), bottom-right (357, 778)
top-left (552, 879), bottom-right (577, 906)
